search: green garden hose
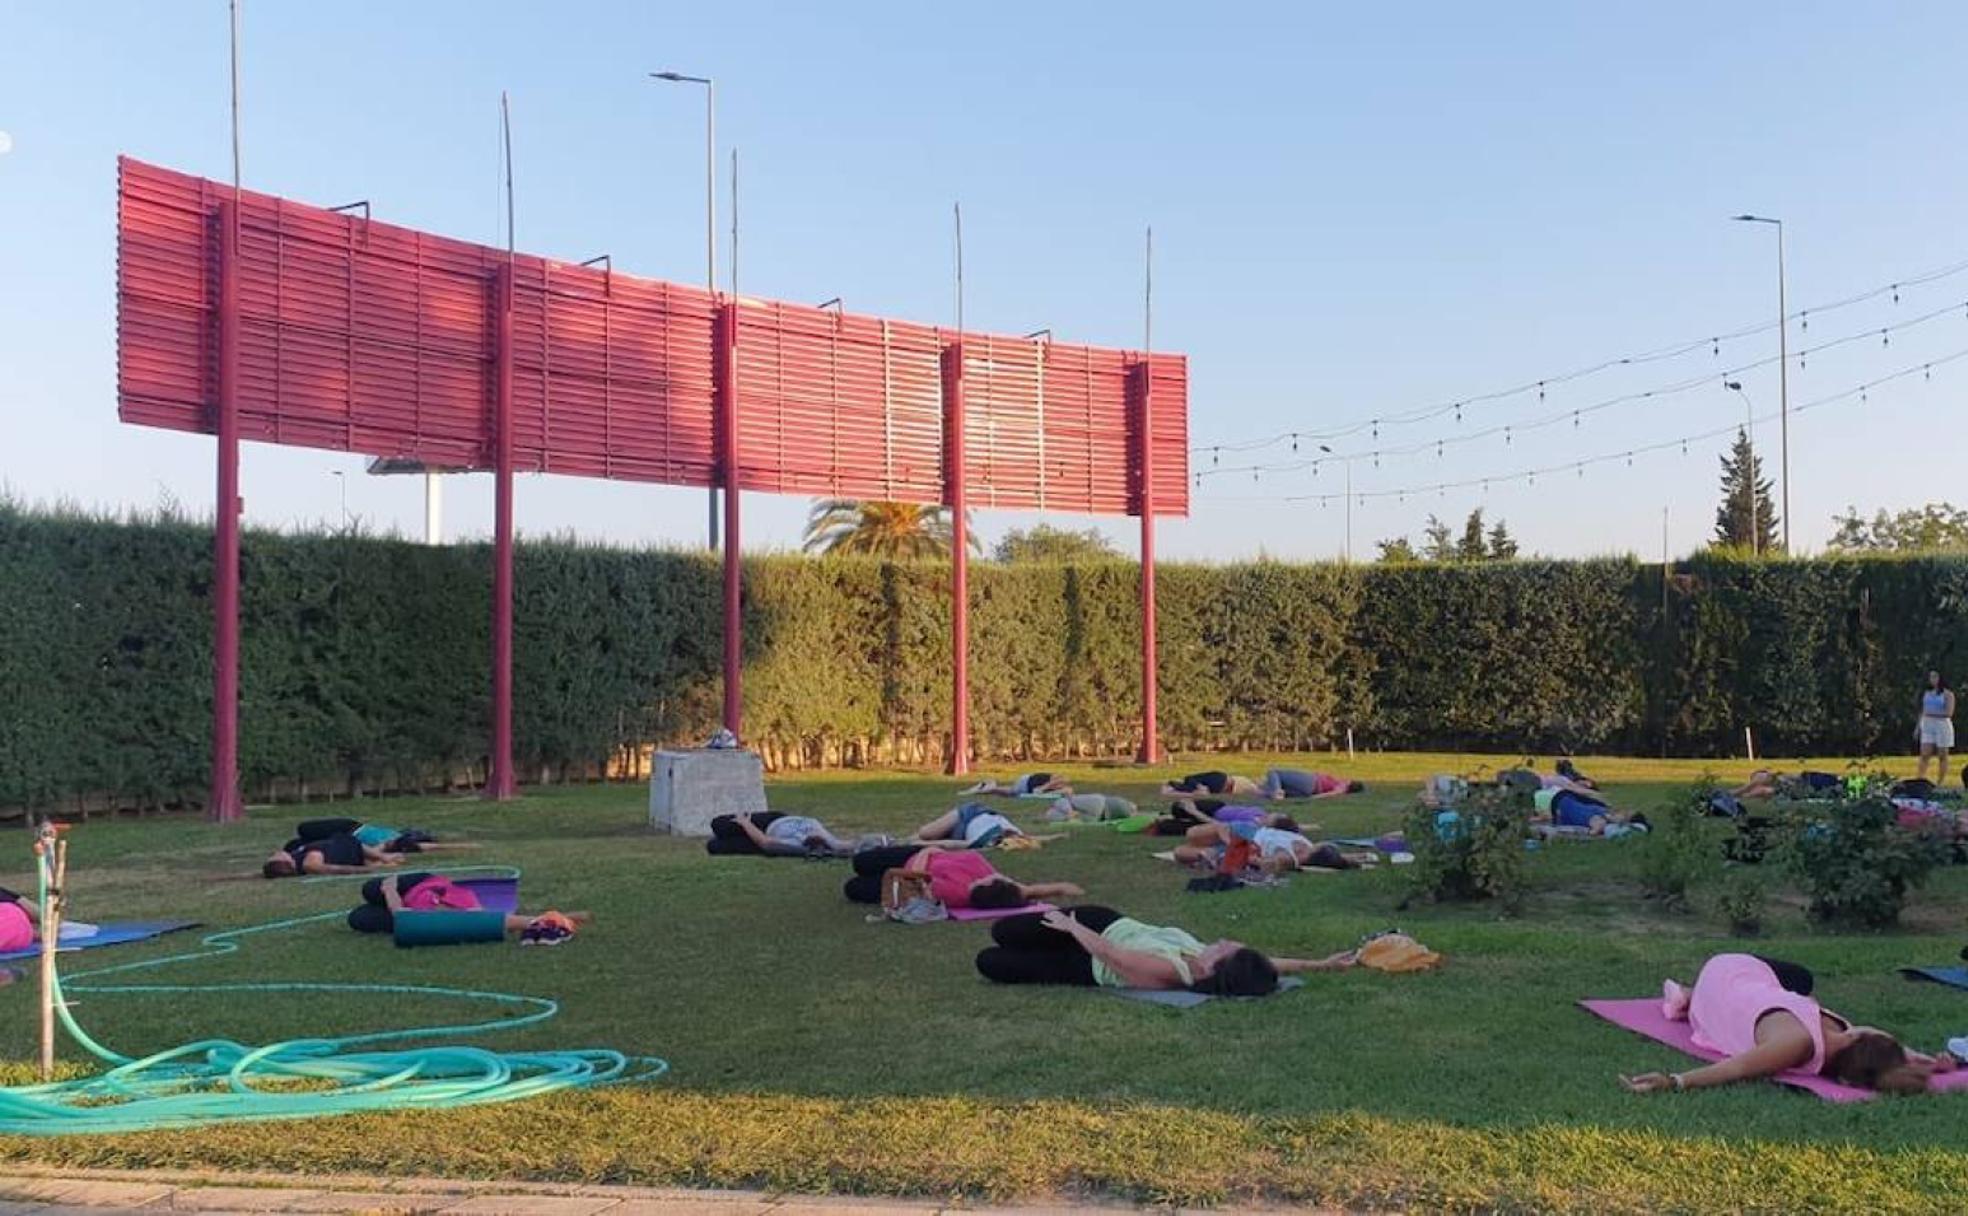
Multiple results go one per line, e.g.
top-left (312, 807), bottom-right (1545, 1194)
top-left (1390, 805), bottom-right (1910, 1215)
top-left (0, 853), bottom-right (667, 1135)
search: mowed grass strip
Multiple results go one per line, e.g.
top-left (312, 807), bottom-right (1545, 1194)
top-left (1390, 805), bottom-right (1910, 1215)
top-left (2, 753), bottom-right (1967, 1212)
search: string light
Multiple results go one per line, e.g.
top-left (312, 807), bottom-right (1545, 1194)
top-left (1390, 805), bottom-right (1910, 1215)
top-left (1192, 298), bottom-right (1968, 485)
top-left (1180, 253), bottom-right (1968, 456)
top-left (1186, 255), bottom-right (1968, 458)
top-left (1195, 349), bottom-right (1968, 509)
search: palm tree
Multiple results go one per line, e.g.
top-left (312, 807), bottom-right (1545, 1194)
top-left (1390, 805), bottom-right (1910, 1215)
top-left (801, 499), bottom-right (977, 559)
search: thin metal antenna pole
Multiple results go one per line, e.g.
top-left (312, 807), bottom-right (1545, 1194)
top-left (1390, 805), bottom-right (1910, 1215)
top-left (954, 203), bottom-right (963, 334)
top-left (229, 0), bottom-right (241, 192)
top-left (730, 148), bottom-right (738, 299)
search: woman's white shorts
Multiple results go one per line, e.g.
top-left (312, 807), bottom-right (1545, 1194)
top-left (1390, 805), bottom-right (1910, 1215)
top-left (1920, 717), bottom-right (1955, 749)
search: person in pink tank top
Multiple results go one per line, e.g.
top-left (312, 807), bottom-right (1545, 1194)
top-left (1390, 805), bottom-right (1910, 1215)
top-left (1621, 953), bottom-right (1956, 1095)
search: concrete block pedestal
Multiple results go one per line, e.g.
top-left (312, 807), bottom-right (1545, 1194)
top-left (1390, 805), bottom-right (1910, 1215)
top-left (649, 749), bottom-right (767, 836)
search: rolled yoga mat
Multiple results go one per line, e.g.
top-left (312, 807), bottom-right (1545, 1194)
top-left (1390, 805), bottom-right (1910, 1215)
top-left (392, 908), bottom-right (508, 948)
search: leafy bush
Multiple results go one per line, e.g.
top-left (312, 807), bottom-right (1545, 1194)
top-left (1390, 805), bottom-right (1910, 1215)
top-left (1401, 783), bottom-right (1534, 913)
top-left (1715, 869), bottom-right (1769, 937)
top-left (1780, 796), bottom-right (1951, 928)
top-left (1635, 778), bottom-right (1719, 911)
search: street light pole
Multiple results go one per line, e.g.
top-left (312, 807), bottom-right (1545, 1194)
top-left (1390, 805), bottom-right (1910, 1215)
top-left (1724, 380), bottom-right (1759, 556)
top-left (1320, 445), bottom-right (1352, 562)
top-left (330, 470), bottom-right (347, 531)
top-left (653, 70), bottom-right (720, 551)
top-left (1733, 214), bottom-right (1789, 551)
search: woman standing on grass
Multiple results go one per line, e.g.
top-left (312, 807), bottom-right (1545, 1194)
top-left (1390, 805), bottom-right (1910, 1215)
top-left (1620, 953), bottom-right (1956, 1095)
top-left (1916, 670), bottom-right (1955, 785)
top-left (975, 906), bottom-right (1358, 993)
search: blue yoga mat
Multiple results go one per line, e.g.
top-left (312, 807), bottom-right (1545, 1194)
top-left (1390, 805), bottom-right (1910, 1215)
top-left (1900, 966), bottom-right (1968, 990)
top-left (0, 920), bottom-right (200, 963)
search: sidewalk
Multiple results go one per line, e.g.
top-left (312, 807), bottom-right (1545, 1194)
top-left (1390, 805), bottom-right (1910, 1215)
top-left (0, 1168), bottom-right (1285, 1216)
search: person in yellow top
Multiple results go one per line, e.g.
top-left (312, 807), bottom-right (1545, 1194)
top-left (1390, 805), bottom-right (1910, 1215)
top-left (974, 905), bottom-right (1358, 995)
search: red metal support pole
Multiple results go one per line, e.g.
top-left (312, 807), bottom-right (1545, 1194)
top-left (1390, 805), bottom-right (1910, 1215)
top-left (943, 343), bottom-right (970, 776)
top-left (485, 262), bottom-right (517, 800)
top-left (1135, 361), bottom-right (1160, 765)
top-left (717, 300), bottom-right (744, 737)
top-left (209, 198), bottom-right (244, 822)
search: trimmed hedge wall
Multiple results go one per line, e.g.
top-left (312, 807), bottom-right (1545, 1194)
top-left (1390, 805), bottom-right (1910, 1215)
top-left (3, 504), bottom-right (1967, 807)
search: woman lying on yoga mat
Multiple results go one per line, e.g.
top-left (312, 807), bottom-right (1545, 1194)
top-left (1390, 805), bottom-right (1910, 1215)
top-left (1170, 819), bottom-right (1362, 873)
top-left (345, 873), bottom-right (589, 941)
top-left (292, 818), bottom-right (475, 856)
top-left (1620, 953), bottom-right (1958, 1095)
top-left (0, 885), bottom-right (42, 955)
top-left (960, 772), bottom-right (1072, 797)
top-left (1042, 792), bottom-right (1138, 823)
top-left (1160, 771), bottom-right (1262, 797)
top-left (1147, 798), bottom-right (1300, 836)
top-left (262, 829), bottom-right (406, 878)
top-left (705, 811), bottom-right (867, 857)
top-left (910, 802), bottom-right (1063, 849)
top-left (842, 845), bottom-right (1083, 909)
top-left (1531, 788), bottom-right (1648, 837)
top-left (975, 905), bottom-right (1359, 994)
top-left (1258, 768), bottom-right (1365, 800)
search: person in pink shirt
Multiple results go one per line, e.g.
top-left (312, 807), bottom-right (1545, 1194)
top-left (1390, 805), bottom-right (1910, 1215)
top-left (841, 845), bottom-right (1083, 909)
top-left (0, 885), bottom-right (39, 955)
top-left (1620, 953), bottom-right (1956, 1095)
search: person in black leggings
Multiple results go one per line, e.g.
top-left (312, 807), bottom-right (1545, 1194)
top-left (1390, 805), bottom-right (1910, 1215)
top-left (1160, 771), bottom-right (1260, 797)
top-left (975, 905), bottom-right (1359, 991)
top-left (345, 872), bottom-right (588, 937)
top-left (841, 844), bottom-right (1082, 908)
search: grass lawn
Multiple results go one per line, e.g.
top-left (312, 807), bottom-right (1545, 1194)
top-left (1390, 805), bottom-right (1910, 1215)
top-left (5, 752), bottom-right (1968, 1212)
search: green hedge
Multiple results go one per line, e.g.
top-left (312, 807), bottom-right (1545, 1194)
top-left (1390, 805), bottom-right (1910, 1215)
top-left (4, 503), bottom-right (1968, 808)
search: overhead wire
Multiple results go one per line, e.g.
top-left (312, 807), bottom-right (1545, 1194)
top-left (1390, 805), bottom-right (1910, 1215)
top-left (1188, 253), bottom-right (1968, 458)
top-left (1194, 296), bottom-right (1968, 482)
top-left (1193, 348), bottom-right (1968, 507)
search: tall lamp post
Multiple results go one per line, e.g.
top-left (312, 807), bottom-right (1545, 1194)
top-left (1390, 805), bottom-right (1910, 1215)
top-left (1732, 214), bottom-right (1788, 552)
top-left (1319, 445), bottom-right (1353, 562)
top-left (652, 69), bottom-right (720, 551)
top-left (1723, 380), bottom-right (1759, 556)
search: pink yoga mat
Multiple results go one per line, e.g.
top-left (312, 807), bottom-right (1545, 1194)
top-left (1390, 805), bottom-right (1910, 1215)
top-left (1580, 998), bottom-right (1968, 1102)
top-left (948, 902), bottom-right (1056, 922)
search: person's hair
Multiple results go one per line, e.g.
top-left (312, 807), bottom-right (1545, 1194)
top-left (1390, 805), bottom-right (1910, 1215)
top-left (1629, 813), bottom-right (1651, 830)
top-left (1347, 780), bottom-right (1367, 794)
top-left (1189, 947), bottom-right (1279, 997)
top-left (1826, 1032), bottom-right (1928, 1094)
top-left (262, 857), bottom-right (294, 879)
top-left (1271, 814), bottom-right (1301, 834)
top-left (968, 878), bottom-right (1025, 909)
top-left (1932, 671), bottom-right (1950, 691)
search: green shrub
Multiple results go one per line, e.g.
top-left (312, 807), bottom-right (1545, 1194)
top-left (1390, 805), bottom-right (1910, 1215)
top-left (1400, 783), bottom-right (1533, 913)
top-left (1715, 869), bottom-right (1769, 936)
top-left (1635, 778), bottom-right (1718, 911)
top-left (1780, 795), bottom-right (1951, 928)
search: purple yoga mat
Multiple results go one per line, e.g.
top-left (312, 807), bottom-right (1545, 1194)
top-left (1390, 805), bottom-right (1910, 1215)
top-left (1580, 998), bottom-right (1968, 1102)
top-left (455, 876), bottom-right (519, 914)
top-left (947, 902), bottom-right (1056, 922)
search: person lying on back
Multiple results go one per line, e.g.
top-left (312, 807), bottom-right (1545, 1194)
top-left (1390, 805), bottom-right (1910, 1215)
top-left (263, 831), bottom-right (403, 878)
top-left (842, 844), bottom-right (1083, 909)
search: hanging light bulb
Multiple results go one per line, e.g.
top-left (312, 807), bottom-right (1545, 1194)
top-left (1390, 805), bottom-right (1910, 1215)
top-left (1372, 419), bottom-right (1380, 440)
top-left (1291, 432), bottom-right (1299, 452)
top-left (1505, 426), bottom-right (1512, 445)
top-left (1573, 411), bottom-right (1579, 428)
top-left (1455, 403), bottom-right (1463, 423)
top-left (1681, 440), bottom-right (1688, 455)
top-left (1436, 440), bottom-right (1443, 458)
top-left (1212, 448), bottom-right (1219, 466)
top-left (1882, 329), bottom-right (1890, 347)
top-left (1800, 310), bottom-right (1808, 331)
top-left (1925, 364), bottom-right (1932, 381)
top-left (1893, 284), bottom-right (1901, 304)
top-left (1626, 453), bottom-right (1633, 467)
top-left (1711, 338), bottom-right (1719, 357)
top-left (1538, 380), bottom-right (1547, 401)
top-left (1576, 464), bottom-right (1583, 478)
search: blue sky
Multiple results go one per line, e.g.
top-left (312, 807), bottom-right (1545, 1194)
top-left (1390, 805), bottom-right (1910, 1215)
top-left (4, 1), bottom-right (1965, 560)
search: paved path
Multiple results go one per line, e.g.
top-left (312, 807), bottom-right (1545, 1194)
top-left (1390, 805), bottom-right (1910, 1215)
top-left (0, 1169), bottom-right (1301, 1216)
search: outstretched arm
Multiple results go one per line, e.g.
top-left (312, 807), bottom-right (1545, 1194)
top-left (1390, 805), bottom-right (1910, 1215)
top-left (1620, 1019), bottom-right (1814, 1092)
top-left (1016, 880), bottom-right (1085, 902)
top-left (1043, 911), bottom-right (1185, 988)
top-left (1274, 950), bottom-right (1358, 975)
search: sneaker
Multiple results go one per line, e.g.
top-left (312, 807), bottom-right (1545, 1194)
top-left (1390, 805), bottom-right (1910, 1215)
top-left (1662, 979), bottom-right (1691, 1021)
top-left (520, 911), bottom-right (578, 946)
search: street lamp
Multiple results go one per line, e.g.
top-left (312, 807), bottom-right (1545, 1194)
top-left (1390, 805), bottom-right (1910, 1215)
top-left (652, 69), bottom-right (720, 551)
top-left (1732, 214), bottom-right (1788, 551)
top-left (329, 470), bottom-right (348, 531)
top-left (1723, 380), bottom-right (1760, 556)
top-left (1319, 445), bottom-right (1352, 562)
